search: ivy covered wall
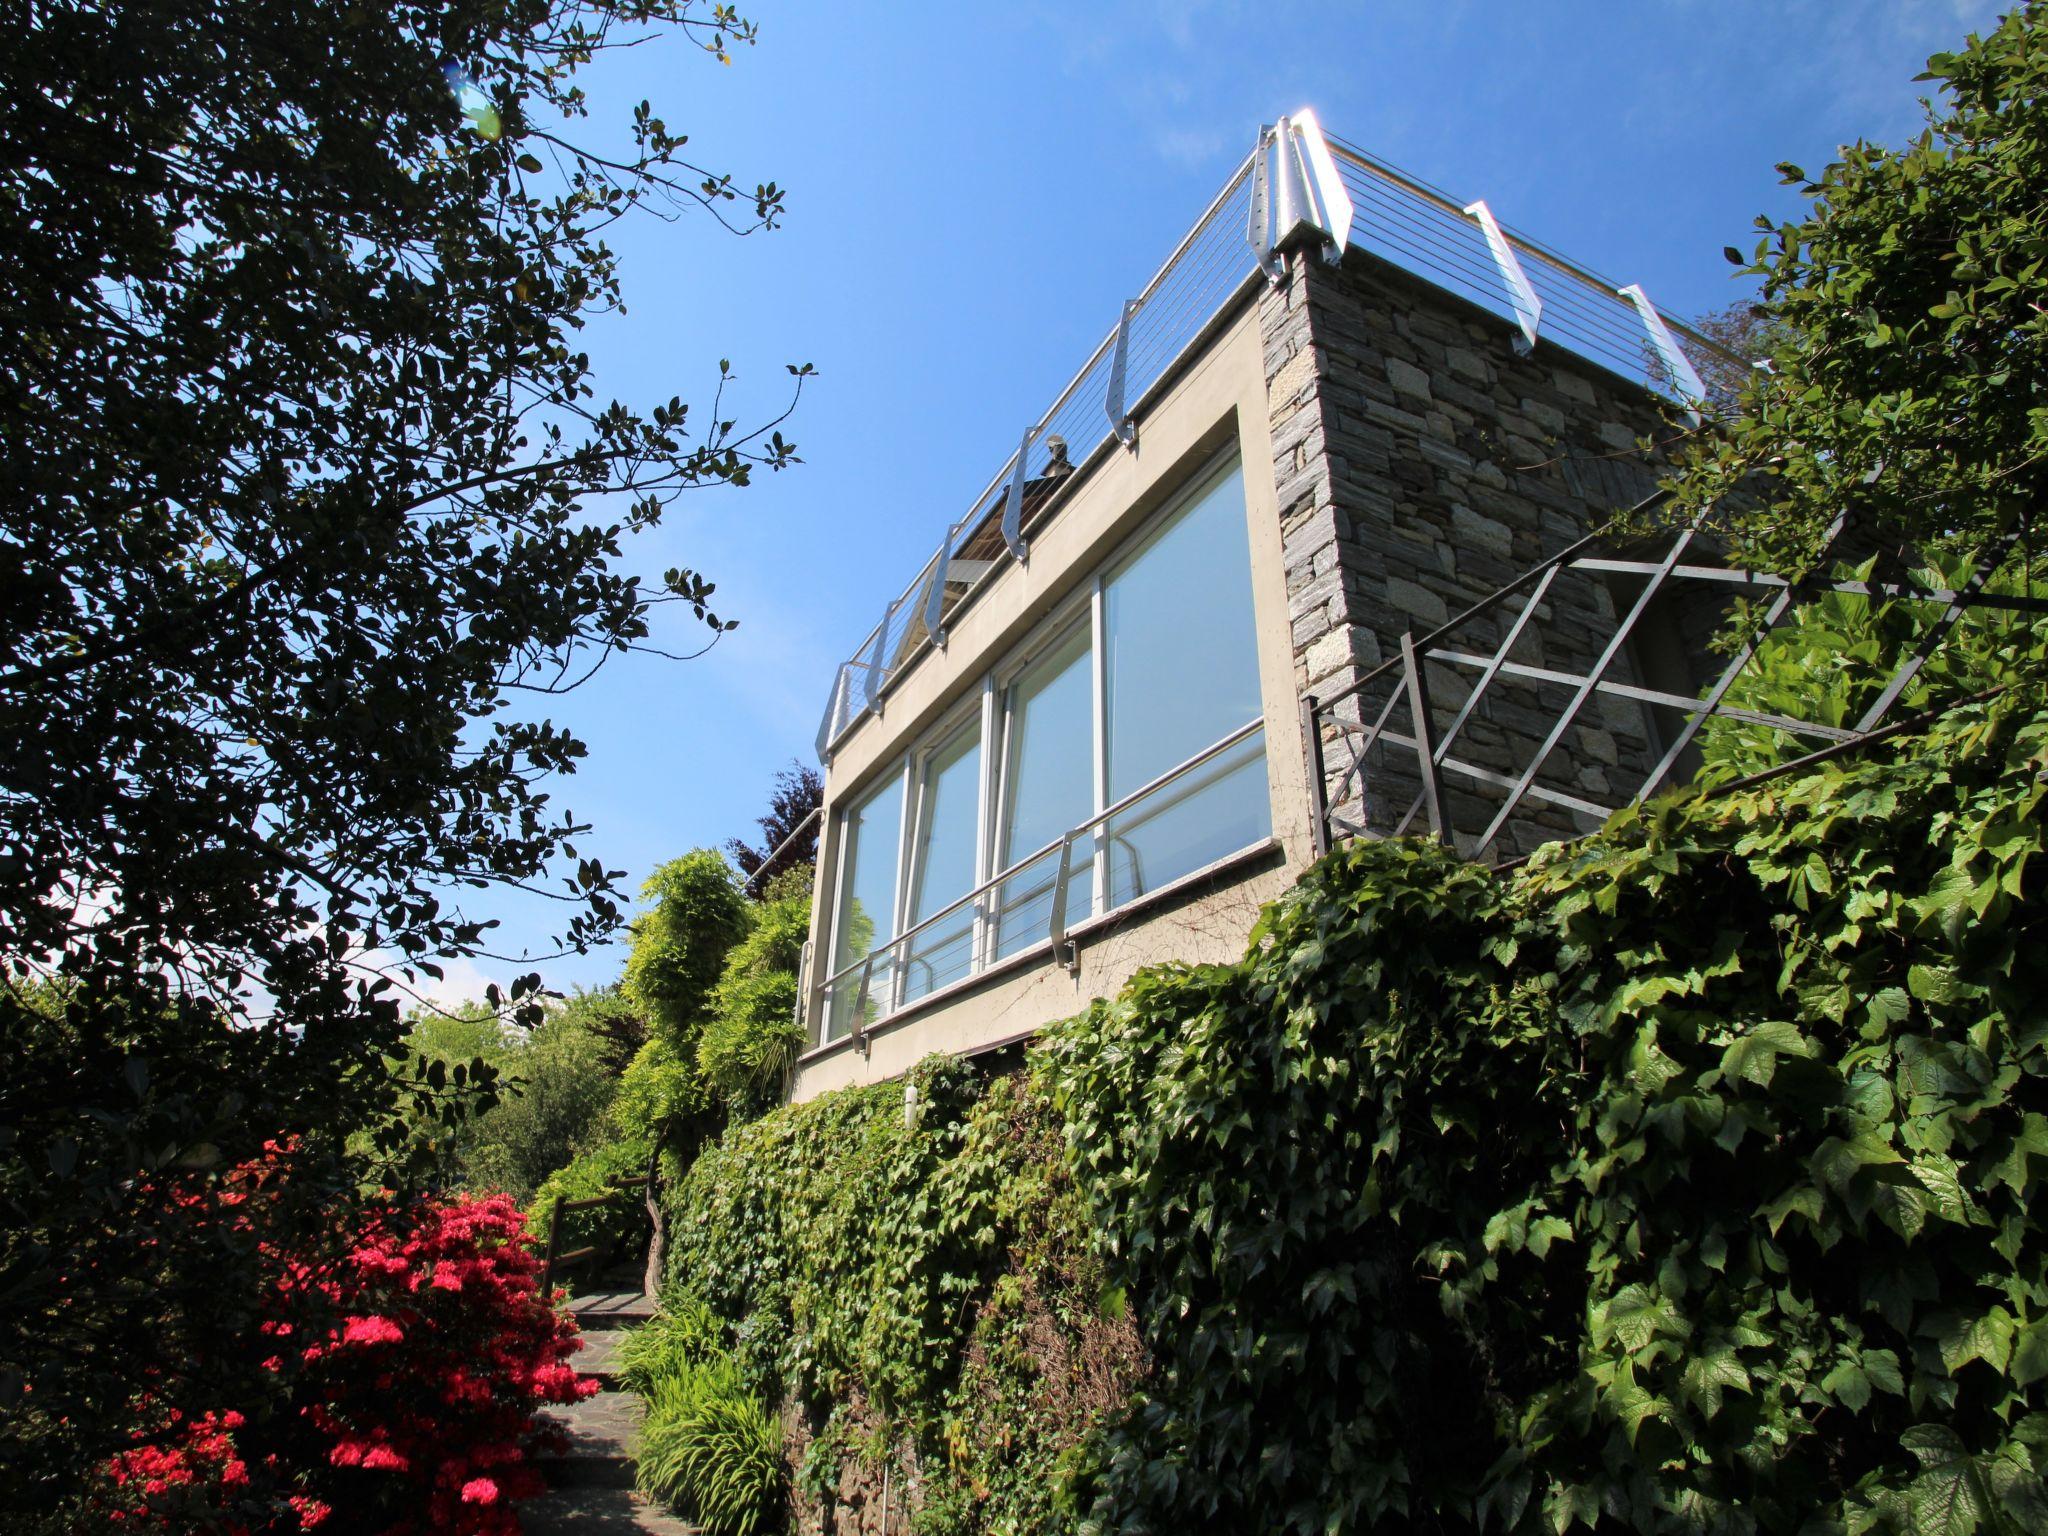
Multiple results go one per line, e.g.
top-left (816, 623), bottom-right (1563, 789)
top-left (656, 683), bottom-right (2048, 1535)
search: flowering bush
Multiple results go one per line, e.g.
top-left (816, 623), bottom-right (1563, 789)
top-left (97, 1147), bottom-right (595, 1533)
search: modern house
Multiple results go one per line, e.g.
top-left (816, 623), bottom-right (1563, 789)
top-left (792, 112), bottom-right (1729, 1103)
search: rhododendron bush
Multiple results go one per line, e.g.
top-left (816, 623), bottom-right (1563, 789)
top-left (96, 1146), bottom-right (594, 1533)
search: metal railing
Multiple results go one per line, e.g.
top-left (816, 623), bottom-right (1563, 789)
top-left (1300, 500), bottom-right (2042, 864)
top-left (817, 111), bottom-right (1738, 760)
top-left (814, 715), bottom-right (1267, 1044)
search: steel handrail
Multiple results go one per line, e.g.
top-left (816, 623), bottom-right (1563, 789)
top-left (816, 714), bottom-right (1268, 1014)
top-left (1323, 135), bottom-right (1738, 365)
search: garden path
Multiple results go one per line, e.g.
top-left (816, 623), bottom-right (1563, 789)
top-left (522, 1290), bottom-right (695, 1534)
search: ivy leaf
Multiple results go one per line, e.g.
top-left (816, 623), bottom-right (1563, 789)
top-left (1722, 1020), bottom-right (1814, 1088)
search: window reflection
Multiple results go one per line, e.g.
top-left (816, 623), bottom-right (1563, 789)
top-left (825, 771), bottom-right (902, 1040)
top-left (1103, 461), bottom-right (1268, 904)
top-left (902, 720), bottom-right (980, 1004)
top-left (992, 622), bottom-right (1093, 960)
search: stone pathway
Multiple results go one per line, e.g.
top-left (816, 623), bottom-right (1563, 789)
top-left (522, 1290), bottom-right (696, 1535)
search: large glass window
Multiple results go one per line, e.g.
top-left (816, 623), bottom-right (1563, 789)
top-left (991, 621), bottom-right (1093, 960)
top-left (825, 769), bottom-right (903, 1040)
top-left (817, 451), bottom-right (1270, 1045)
top-left (900, 718), bottom-right (981, 1004)
top-left (1102, 461), bottom-right (1269, 905)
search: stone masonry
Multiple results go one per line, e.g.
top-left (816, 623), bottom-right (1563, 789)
top-left (1262, 236), bottom-right (1704, 856)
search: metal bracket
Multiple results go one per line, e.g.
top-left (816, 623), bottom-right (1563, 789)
top-left (1617, 283), bottom-right (1707, 422)
top-left (1105, 298), bottom-right (1139, 448)
top-left (999, 428), bottom-right (1034, 562)
top-left (858, 615), bottom-right (890, 713)
top-left (1464, 199), bottom-right (1542, 355)
top-left (1248, 122), bottom-right (1280, 282)
top-left (1249, 112), bottom-right (1354, 285)
top-left (922, 521), bottom-right (961, 650)
top-left (1290, 107), bottom-right (1354, 262)
top-left (1047, 833), bottom-right (1081, 973)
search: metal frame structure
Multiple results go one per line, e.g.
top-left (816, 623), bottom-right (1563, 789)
top-left (1300, 499), bottom-right (2040, 864)
top-left (814, 112), bottom-right (1739, 762)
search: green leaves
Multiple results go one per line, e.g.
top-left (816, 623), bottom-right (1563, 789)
top-left (1040, 684), bottom-right (2048, 1534)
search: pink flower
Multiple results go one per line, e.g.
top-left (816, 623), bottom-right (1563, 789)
top-left (341, 1314), bottom-right (404, 1345)
top-left (461, 1477), bottom-right (501, 1505)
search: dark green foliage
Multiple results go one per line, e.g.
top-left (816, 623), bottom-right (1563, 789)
top-left (0, 0), bottom-right (797, 1503)
top-left (1665, 8), bottom-right (2048, 573)
top-left (728, 761), bottom-right (824, 891)
top-left (1044, 686), bottom-right (2048, 1535)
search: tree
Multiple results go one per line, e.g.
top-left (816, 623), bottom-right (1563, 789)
top-left (727, 760), bottom-right (823, 892)
top-left (1663, 6), bottom-right (2048, 579)
top-left (0, 0), bottom-right (803, 1507)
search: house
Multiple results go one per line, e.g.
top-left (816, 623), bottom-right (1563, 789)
top-left (791, 112), bottom-right (1727, 1103)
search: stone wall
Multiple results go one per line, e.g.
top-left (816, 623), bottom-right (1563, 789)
top-left (1263, 239), bottom-right (1706, 857)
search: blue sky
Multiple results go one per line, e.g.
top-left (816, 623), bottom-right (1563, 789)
top-left (442, 0), bottom-right (2001, 1005)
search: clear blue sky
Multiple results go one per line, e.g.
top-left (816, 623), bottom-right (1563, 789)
top-left (441, 0), bottom-right (2000, 1005)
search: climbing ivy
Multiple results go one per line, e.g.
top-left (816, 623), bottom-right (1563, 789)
top-left (659, 1058), bottom-right (1140, 1533)
top-left (1044, 684), bottom-right (2048, 1535)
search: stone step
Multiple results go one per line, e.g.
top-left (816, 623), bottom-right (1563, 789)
top-left (518, 1484), bottom-right (697, 1534)
top-left (537, 1389), bottom-right (644, 1490)
top-left (570, 1290), bottom-right (656, 1331)
top-left (571, 1327), bottom-right (627, 1390)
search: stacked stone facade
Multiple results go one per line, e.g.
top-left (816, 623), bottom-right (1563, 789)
top-left (1263, 240), bottom-right (1704, 855)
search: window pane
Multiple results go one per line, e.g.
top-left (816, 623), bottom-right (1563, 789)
top-left (1103, 461), bottom-right (1268, 905)
top-left (901, 721), bottom-right (981, 1004)
top-left (825, 769), bottom-right (903, 1040)
top-left (992, 621), bottom-right (1093, 960)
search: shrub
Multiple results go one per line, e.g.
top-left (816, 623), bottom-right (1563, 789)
top-left (529, 1136), bottom-right (650, 1283)
top-left (619, 1292), bottom-right (728, 1395)
top-left (697, 886), bottom-right (810, 1116)
top-left (629, 1293), bottom-right (785, 1535)
top-left (627, 851), bottom-right (751, 1045)
top-left (91, 1147), bottom-right (595, 1533)
top-left (640, 1389), bottom-right (783, 1536)
top-left (1696, 552), bottom-right (2048, 784)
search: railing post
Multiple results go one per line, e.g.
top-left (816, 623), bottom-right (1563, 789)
top-left (1104, 298), bottom-right (1139, 448)
top-left (999, 430), bottom-right (1035, 561)
top-left (1463, 199), bottom-right (1542, 355)
top-left (1401, 632), bottom-right (1449, 842)
top-left (1299, 693), bottom-right (1330, 859)
top-left (1047, 835), bottom-right (1080, 973)
top-left (1617, 283), bottom-right (1708, 421)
